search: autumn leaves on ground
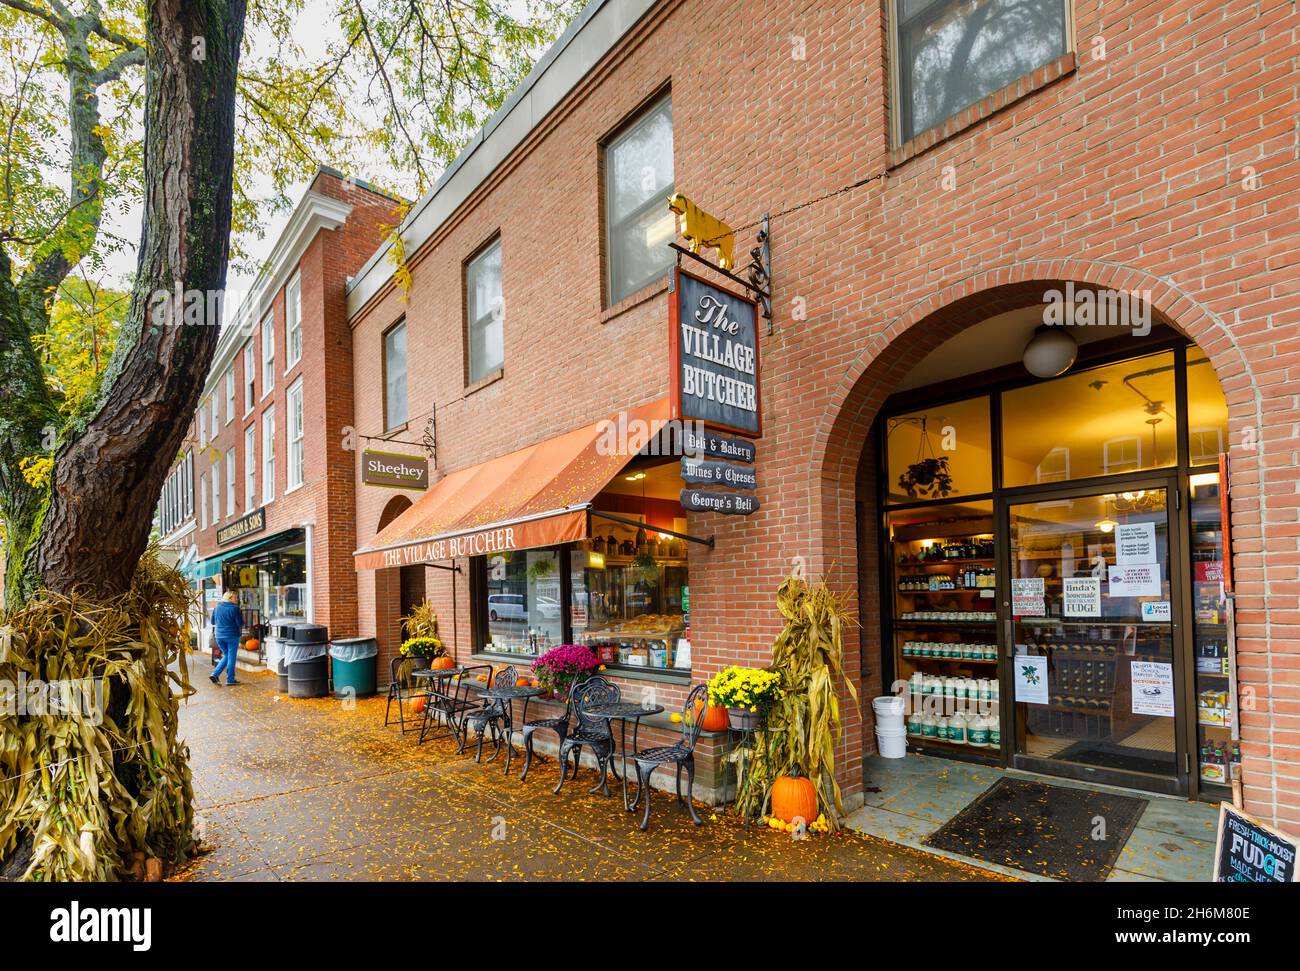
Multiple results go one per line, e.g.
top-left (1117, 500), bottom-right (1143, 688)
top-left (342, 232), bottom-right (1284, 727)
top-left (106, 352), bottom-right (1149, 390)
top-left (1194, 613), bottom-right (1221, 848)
top-left (174, 666), bottom-right (1009, 882)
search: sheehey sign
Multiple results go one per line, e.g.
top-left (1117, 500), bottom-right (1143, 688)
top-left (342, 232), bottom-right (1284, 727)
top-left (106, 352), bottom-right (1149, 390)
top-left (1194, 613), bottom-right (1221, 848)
top-left (668, 267), bottom-right (761, 437)
top-left (362, 449), bottom-right (429, 489)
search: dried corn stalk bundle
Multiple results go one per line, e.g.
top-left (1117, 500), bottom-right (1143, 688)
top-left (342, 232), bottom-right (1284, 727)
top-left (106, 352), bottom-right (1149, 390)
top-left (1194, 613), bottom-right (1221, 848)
top-left (0, 550), bottom-right (197, 880)
top-left (731, 573), bottom-right (859, 829)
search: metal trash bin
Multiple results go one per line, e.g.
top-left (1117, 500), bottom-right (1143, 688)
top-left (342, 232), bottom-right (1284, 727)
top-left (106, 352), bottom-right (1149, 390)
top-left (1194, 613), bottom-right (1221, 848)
top-left (329, 637), bottom-right (378, 699)
top-left (285, 624), bottom-right (329, 698)
top-left (263, 616), bottom-right (300, 675)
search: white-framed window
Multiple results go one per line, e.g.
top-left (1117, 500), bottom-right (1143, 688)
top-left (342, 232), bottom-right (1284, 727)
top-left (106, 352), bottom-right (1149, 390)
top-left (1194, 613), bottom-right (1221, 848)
top-left (261, 313), bottom-right (275, 394)
top-left (1036, 446), bottom-right (1070, 483)
top-left (183, 452), bottom-right (193, 520)
top-left (384, 320), bottom-right (408, 427)
top-left (604, 95), bottom-right (674, 304)
top-left (466, 241), bottom-right (503, 385)
top-left (1103, 436), bottom-right (1142, 474)
top-left (889, 0), bottom-right (1071, 145)
top-left (200, 471), bottom-right (208, 529)
top-left (225, 450), bottom-right (236, 517)
top-left (210, 395), bottom-right (219, 440)
top-left (242, 341), bottom-right (256, 414)
top-left (211, 460), bottom-right (222, 522)
top-left (285, 273), bottom-right (302, 371)
top-left (244, 424), bottom-right (257, 511)
top-left (262, 405), bottom-right (276, 503)
top-left (287, 377), bottom-right (305, 491)
top-left (198, 401), bottom-right (208, 448)
top-left (1189, 427), bottom-right (1224, 466)
top-left (224, 366), bottom-right (235, 424)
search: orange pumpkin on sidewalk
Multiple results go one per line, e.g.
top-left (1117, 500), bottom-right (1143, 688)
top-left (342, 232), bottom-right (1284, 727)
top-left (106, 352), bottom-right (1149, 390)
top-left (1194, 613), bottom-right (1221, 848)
top-left (770, 775), bottom-right (819, 824)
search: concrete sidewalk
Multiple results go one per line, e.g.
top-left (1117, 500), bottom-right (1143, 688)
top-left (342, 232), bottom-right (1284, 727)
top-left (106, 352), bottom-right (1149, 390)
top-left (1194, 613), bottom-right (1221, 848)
top-left (174, 662), bottom-right (1010, 882)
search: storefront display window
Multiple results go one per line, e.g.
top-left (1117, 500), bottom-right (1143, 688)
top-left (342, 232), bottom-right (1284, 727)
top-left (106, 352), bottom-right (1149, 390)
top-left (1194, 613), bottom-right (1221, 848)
top-left (483, 548), bottom-right (563, 655)
top-left (886, 396), bottom-right (992, 504)
top-left (1001, 350), bottom-right (1178, 487)
top-left (1186, 348), bottom-right (1229, 465)
top-left (220, 532), bottom-right (308, 636)
top-left (1189, 472), bottom-right (1234, 790)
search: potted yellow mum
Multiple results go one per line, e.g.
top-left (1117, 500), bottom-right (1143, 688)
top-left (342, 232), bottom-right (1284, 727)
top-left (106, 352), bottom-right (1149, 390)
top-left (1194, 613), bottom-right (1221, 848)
top-left (708, 666), bottom-right (783, 731)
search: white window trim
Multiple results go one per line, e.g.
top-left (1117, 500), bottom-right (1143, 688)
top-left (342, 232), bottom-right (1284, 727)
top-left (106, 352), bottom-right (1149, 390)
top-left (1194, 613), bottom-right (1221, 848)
top-left (285, 377), bottom-right (305, 495)
top-left (262, 405), bottom-right (276, 503)
top-left (1103, 436), bottom-right (1142, 475)
top-left (260, 313), bottom-right (276, 400)
top-left (244, 424), bottom-right (257, 512)
top-left (243, 341), bottom-right (256, 417)
top-left (284, 272), bottom-right (303, 374)
top-left (224, 367), bottom-right (235, 425)
top-left (198, 400), bottom-right (208, 449)
top-left (225, 450), bottom-right (236, 518)
top-left (1036, 446), bottom-right (1071, 484)
top-left (211, 463), bottom-right (222, 523)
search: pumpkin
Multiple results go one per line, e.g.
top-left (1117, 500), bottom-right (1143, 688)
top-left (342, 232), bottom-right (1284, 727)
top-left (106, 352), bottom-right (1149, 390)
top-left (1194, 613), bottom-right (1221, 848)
top-left (430, 656), bottom-right (456, 670)
top-left (690, 696), bottom-right (730, 733)
top-left (243, 638), bottom-right (259, 654)
top-left (516, 677), bottom-right (532, 688)
top-left (410, 696), bottom-right (428, 715)
top-left (770, 775), bottom-right (819, 824)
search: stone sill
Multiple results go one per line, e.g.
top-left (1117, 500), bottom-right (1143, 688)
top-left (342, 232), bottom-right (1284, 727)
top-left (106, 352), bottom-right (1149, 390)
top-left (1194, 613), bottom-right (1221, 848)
top-left (599, 276), bottom-right (669, 325)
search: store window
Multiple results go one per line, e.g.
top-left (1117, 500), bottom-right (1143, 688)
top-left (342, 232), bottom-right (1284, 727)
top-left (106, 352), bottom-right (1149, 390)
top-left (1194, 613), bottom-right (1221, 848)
top-left (383, 320), bottom-right (408, 428)
top-left (225, 366), bottom-right (235, 424)
top-left (604, 95), bottom-right (674, 304)
top-left (244, 424), bottom-right (256, 510)
top-left (261, 313), bottom-right (275, 393)
top-left (891, 0), bottom-right (1069, 143)
top-left (225, 450), bottom-right (236, 517)
top-left (1186, 348), bottom-right (1228, 466)
top-left (481, 548), bottom-right (564, 655)
top-left (886, 395), bottom-right (992, 504)
top-left (287, 377), bottom-right (305, 491)
top-left (243, 341), bottom-right (255, 414)
top-left (262, 405), bottom-right (276, 502)
top-left (1001, 350), bottom-right (1178, 488)
top-left (285, 273), bottom-right (302, 370)
top-left (198, 401), bottom-right (207, 448)
top-left (465, 240), bottom-right (503, 385)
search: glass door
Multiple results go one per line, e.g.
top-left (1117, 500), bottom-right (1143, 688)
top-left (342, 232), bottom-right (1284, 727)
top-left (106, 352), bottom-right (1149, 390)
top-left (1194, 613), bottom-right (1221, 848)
top-left (1003, 481), bottom-right (1188, 794)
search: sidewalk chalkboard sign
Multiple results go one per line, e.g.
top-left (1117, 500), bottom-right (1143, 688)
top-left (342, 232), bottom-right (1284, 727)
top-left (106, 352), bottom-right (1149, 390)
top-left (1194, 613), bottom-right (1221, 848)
top-left (1213, 803), bottom-right (1298, 882)
top-left (680, 489), bottom-right (760, 516)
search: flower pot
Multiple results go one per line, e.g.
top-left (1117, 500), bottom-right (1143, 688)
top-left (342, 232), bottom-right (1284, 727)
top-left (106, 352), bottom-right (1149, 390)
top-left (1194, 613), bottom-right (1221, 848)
top-left (408, 656), bottom-right (431, 672)
top-left (727, 707), bottom-right (763, 731)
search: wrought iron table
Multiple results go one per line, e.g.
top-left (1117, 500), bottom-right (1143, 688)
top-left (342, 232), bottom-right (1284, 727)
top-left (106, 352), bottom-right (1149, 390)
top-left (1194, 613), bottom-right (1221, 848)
top-left (586, 702), bottom-right (666, 811)
top-left (411, 666), bottom-right (467, 745)
top-left (481, 683), bottom-right (545, 775)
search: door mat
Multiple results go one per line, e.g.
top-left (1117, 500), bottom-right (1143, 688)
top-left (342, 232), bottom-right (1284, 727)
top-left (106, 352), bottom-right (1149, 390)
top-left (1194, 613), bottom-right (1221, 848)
top-left (923, 777), bottom-right (1147, 881)
top-left (1055, 740), bottom-right (1175, 777)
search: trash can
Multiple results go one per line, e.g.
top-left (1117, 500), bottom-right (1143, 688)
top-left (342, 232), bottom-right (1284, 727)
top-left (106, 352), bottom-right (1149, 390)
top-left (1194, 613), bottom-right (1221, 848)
top-left (285, 624), bottom-right (329, 699)
top-left (276, 659), bottom-right (289, 694)
top-left (263, 617), bottom-right (300, 674)
top-left (328, 637), bottom-right (378, 699)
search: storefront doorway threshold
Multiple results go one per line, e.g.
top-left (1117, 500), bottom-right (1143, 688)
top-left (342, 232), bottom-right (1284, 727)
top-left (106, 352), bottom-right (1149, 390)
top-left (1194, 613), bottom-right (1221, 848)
top-left (846, 754), bottom-right (1218, 882)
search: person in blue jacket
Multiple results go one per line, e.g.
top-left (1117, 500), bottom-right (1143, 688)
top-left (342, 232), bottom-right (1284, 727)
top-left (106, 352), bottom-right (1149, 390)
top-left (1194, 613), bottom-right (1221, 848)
top-left (210, 591), bottom-right (243, 686)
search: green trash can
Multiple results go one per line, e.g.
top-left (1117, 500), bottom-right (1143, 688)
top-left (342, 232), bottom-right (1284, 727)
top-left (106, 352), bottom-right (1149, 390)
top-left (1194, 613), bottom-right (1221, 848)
top-left (328, 637), bottom-right (378, 699)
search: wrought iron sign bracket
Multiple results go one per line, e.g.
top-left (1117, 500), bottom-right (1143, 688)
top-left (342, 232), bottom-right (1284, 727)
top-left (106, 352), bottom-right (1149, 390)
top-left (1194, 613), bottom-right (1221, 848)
top-left (671, 223), bottom-right (772, 334)
top-left (588, 508), bottom-right (715, 550)
top-left (423, 403), bottom-right (437, 468)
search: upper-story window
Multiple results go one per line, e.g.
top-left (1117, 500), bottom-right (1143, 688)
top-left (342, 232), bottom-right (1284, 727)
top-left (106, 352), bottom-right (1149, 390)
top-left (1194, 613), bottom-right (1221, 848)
top-left (287, 377), bottom-right (305, 491)
top-left (225, 450), bottom-right (236, 517)
top-left (262, 404), bottom-right (276, 503)
top-left (157, 452), bottom-right (193, 536)
top-left (224, 366), bottom-right (235, 424)
top-left (285, 273), bottom-right (302, 371)
top-left (211, 458), bottom-right (222, 523)
top-left (209, 394), bottom-right (219, 440)
top-left (244, 424), bottom-right (257, 511)
top-left (890, 0), bottom-right (1070, 144)
top-left (261, 313), bottom-right (275, 394)
top-left (465, 240), bottom-right (503, 385)
top-left (198, 401), bottom-right (208, 448)
top-left (604, 95), bottom-right (674, 304)
top-left (383, 320), bottom-right (408, 428)
top-left (243, 341), bottom-right (256, 414)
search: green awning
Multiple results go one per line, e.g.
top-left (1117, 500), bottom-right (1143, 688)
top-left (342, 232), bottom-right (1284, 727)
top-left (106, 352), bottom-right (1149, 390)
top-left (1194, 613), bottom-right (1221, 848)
top-left (190, 534), bottom-right (284, 581)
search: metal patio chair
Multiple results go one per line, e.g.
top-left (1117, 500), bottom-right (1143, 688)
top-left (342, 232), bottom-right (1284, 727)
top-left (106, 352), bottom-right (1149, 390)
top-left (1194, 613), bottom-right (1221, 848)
top-left (519, 676), bottom-right (583, 782)
top-left (418, 664), bottom-right (484, 748)
top-left (463, 665), bottom-right (517, 763)
top-left (631, 683), bottom-right (708, 831)
top-left (384, 656), bottom-right (425, 734)
top-left (554, 676), bottom-right (620, 796)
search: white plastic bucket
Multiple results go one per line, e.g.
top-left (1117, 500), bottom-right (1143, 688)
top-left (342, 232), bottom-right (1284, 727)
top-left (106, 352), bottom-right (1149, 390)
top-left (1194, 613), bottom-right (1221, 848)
top-left (875, 726), bottom-right (907, 759)
top-left (872, 695), bottom-right (906, 731)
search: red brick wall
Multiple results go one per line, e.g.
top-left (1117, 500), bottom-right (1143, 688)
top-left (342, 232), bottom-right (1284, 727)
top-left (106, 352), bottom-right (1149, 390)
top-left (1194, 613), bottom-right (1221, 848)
top-left (341, 0), bottom-right (1299, 827)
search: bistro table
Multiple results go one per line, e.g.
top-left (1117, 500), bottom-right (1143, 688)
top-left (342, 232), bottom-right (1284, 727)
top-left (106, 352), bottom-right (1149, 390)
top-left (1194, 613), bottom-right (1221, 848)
top-left (480, 683), bottom-right (545, 775)
top-left (586, 702), bottom-right (666, 811)
top-left (411, 666), bottom-right (466, 745)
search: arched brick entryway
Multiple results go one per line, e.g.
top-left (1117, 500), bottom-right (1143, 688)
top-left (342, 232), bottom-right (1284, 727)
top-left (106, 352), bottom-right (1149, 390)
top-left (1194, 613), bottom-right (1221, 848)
top-left (808, 259), bottom-right (1286, 827)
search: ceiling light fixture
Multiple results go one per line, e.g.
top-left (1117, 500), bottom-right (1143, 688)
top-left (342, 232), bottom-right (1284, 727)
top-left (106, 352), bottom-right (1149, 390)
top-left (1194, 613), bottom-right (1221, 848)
top-left (1022, 325), bottom-right (1078, 378)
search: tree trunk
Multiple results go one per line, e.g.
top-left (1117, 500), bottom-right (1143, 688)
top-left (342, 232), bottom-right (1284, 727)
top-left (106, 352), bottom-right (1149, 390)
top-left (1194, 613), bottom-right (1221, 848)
top-left (36, 0), bottom-right (247, 598)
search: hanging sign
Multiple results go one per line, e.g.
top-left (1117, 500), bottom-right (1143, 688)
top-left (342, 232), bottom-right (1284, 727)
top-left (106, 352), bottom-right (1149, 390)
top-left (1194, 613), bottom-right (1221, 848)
top-left (362, 449), bottom-right (429, 490)
top-left (669, 268), bottom-right (761, 437)
top-left (217, 507), bottom-right (266, 546)
top-left (1115, 522), bottom-right (1157, 565)
top-left (1109, 563), bottom-right (1162, 597)
top-left (1130, 660), bottom-right (1175, 717)
top-left (679, 426), bottom-right (755, 463)
top-left (1213, 804), bottom-right (1298, 883)
top-left (1013, 655), bottom-right (1050, 705)
top-left (680, 489), bottom-right (760, 516)
top-left (1062, 577), bottom-right (1102, 617)
top-left (680, 456), bottom-right (757, 490)
top-left (1011, 577), bottom-right (1046, 617)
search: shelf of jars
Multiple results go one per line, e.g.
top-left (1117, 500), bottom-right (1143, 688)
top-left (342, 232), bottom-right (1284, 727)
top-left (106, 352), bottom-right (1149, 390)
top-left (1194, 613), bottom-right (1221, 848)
top-left (904, 671), bottom-right (1001, 750)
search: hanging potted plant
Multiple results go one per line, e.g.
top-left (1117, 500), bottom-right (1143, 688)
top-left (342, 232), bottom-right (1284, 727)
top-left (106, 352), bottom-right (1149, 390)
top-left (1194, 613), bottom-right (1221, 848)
top-left (708, 666), bottom-right (783, 731)
top-left (893, 417), bottom-right (955, 499)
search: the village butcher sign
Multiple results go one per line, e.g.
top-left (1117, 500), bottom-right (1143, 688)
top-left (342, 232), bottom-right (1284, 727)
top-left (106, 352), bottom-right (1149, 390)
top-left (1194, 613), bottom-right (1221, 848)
top-left (362, 449), bottom-right (430, 490)
top-left (669, 268), bottom-right (761, 437)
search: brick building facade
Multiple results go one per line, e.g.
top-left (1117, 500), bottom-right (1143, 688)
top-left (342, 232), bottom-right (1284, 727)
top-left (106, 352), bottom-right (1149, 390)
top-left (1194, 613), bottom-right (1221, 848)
top-left (340, 0), bottom-right (1299, 831)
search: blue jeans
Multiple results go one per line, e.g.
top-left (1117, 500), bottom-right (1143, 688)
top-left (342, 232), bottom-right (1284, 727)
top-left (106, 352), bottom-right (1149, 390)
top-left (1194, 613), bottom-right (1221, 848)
top-left (213, 637), bottom-right (239, 683)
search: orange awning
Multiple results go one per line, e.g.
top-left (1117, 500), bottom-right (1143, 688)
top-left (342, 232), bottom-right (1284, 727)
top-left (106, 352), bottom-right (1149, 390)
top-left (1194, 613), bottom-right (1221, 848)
top-left (353, 399), bottom-right (672, 570)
